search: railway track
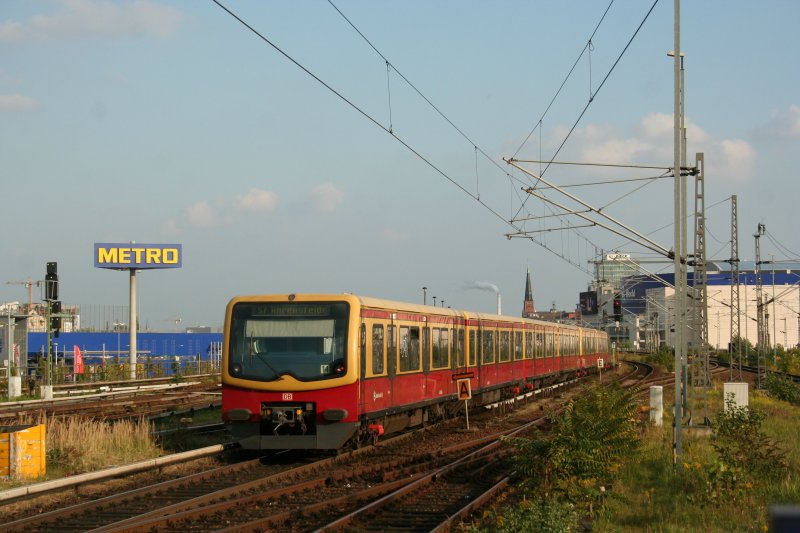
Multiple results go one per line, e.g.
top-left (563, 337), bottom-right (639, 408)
top-left (0, 382), bottom-right (221, 424)
top-left (711, 357), bottom-right (800, 383)
top-left (0, 365), bottom-right (651, 532)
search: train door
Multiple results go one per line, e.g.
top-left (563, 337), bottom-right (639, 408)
top-left (359, 322), bottom-right (367, 415)
top-left (452, 324), bottom-right (466, 373)
top-left (387, 323), bottom-right (397, 403)
top-left (422, 324), bottom-right (430, 398)
top-left (467, 325), bottom-right (478, 395)
top-left (480, 323), bottom-right (497, 387)
top-left (513, 329), bottom-right (523, 383)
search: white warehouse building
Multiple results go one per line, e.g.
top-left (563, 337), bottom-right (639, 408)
top-left (622, 264), bottom-right (800, 351)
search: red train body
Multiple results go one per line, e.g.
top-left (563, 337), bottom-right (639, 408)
top-left (222, 294), bottom-right (610, 450)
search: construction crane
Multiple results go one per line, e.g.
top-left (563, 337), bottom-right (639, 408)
top-left (159, 315), bottom-right (183, 333)
top-left (5, 279), bottom-right (39, 311)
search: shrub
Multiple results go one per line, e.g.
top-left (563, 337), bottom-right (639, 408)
top-left (650, 345), bottom-right (675, 372)
top-left (712, 396), bottom-right (787, 483)
top-left (473, 498), bottom-right (579, 533)
top-left (503, 383), bottom-right (642, 504)
top-left (764, 372), bottom-right (800, 404)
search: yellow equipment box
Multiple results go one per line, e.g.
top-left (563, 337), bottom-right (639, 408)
top-left (0, 424), bottom-right (46, 479)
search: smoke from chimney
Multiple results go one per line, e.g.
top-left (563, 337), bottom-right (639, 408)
top-left (464, 281), bottom-right (502, 315)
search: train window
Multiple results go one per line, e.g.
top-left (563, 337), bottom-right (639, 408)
top-left (535, 331), bottom-right (544, 359)
top-left (482, 330), bottom-right (495, 364)
top-left (432, 328), bottom-right (449, 369)
top-left (399, 326), bottom-right (421, 372)
top-left (543, 331), bottom-right (552, 358)
top-left (525, 332), bottom-right (533, 360)
top-left (229, 301), bottom-right (351, 382)
top-left (372, 324), bottom-right (384, 375)
top-left (499, 331), bottom-right (510, 362)
top-left (514, 331), bottom-right (523, 360)
top-left (468, 330), bottom-right (476, 366)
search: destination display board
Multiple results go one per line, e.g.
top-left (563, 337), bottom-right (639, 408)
top-left (94, 243), bottom-right (182, 269)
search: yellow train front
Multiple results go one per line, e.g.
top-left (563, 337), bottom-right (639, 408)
top-left (222, 293), bottom-right (610, 450)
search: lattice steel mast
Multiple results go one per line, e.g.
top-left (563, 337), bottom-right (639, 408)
top-left (728, 195), bottom-right (742, 381)
top-left (688, 154), bottom-right (709, 425)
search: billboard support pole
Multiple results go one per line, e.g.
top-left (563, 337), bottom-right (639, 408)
top-left (129, 268), bottom-right (137, 380)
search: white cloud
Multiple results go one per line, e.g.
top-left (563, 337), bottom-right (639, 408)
top-left (758, 105), bottom-right (800, 139)
top-left (0, 94), bottom-right (37, 111)
top-left (234, 188), bottom-right (278, 213)
top-left (788, 105), bottom-right (800, 136)
top-left (639, 112), bottom-right (673, 141)
top-left (552, 112), bottom-right (756, 183)
top-left (160, 218), bottom-right (179, 235)
top-left (582, 137), bottom-right (651, 166)
top-left (714, 139), bottom-right (756, 183)
top-left (184, 202), bottom-right (218, 228)
top-left (309, 183), bottom-right (344, 213)
top-left (0, 0), bottom-right (184, 43)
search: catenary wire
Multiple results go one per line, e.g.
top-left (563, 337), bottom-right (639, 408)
top-left (511, 0), bottom-right (659, 236)
top-left (512, 0), bottom-right (615, 159)
top-left (325, 0), bottom-right (604, 270)
top-left (211, 1), bottom-right (541, 243)
top-left (766, 230), bottom-right (800, 260)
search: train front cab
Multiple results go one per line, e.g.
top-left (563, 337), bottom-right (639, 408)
top-left (222, 294), bottom-right (363, 450)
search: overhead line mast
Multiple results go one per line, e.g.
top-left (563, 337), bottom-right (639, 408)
top-left (754, 223), bottom-right (767, 389)
top-left (728, 195), bottom-right (742, 381)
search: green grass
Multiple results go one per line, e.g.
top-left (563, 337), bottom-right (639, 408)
top-left (592, 387), bottom-right (800, 532)
top-left (473, 369), bottom-right (800, 532)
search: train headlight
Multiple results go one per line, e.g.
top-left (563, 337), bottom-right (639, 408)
top-left (295, 408), bottom-right (303, 416)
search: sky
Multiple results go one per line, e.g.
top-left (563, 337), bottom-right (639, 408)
top-left (2, 0), bottom-right (799, 330)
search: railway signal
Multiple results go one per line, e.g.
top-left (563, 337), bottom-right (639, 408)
top-left (613, 295), bottom-right (622, 322)
top-left (51, 300), bottom-right (62, 338)
top-left (45, 261), bottom-right (58, 301)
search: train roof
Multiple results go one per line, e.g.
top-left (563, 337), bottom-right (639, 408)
top-left (229, 294), bottom-right (599, 333)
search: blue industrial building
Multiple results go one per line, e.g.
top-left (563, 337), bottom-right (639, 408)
top-left (28, 331), bottom-right (222, 361)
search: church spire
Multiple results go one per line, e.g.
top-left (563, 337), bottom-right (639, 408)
top-left (523, 267), bottom-right (536, 318)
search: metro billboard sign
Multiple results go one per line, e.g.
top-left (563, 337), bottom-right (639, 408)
top-left (94, 243), bottom-right (182, 270)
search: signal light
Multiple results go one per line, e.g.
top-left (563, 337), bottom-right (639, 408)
top-left (51, 300), bottom-right (62, 337)
top-left (45, 262), bottom-right (58, 300)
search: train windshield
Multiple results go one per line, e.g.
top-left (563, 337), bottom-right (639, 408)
top-left (228, 301), bottom-right (350, 382)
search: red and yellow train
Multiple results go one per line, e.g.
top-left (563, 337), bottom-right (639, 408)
top-left (222, 293), bottom-right (610, 450)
